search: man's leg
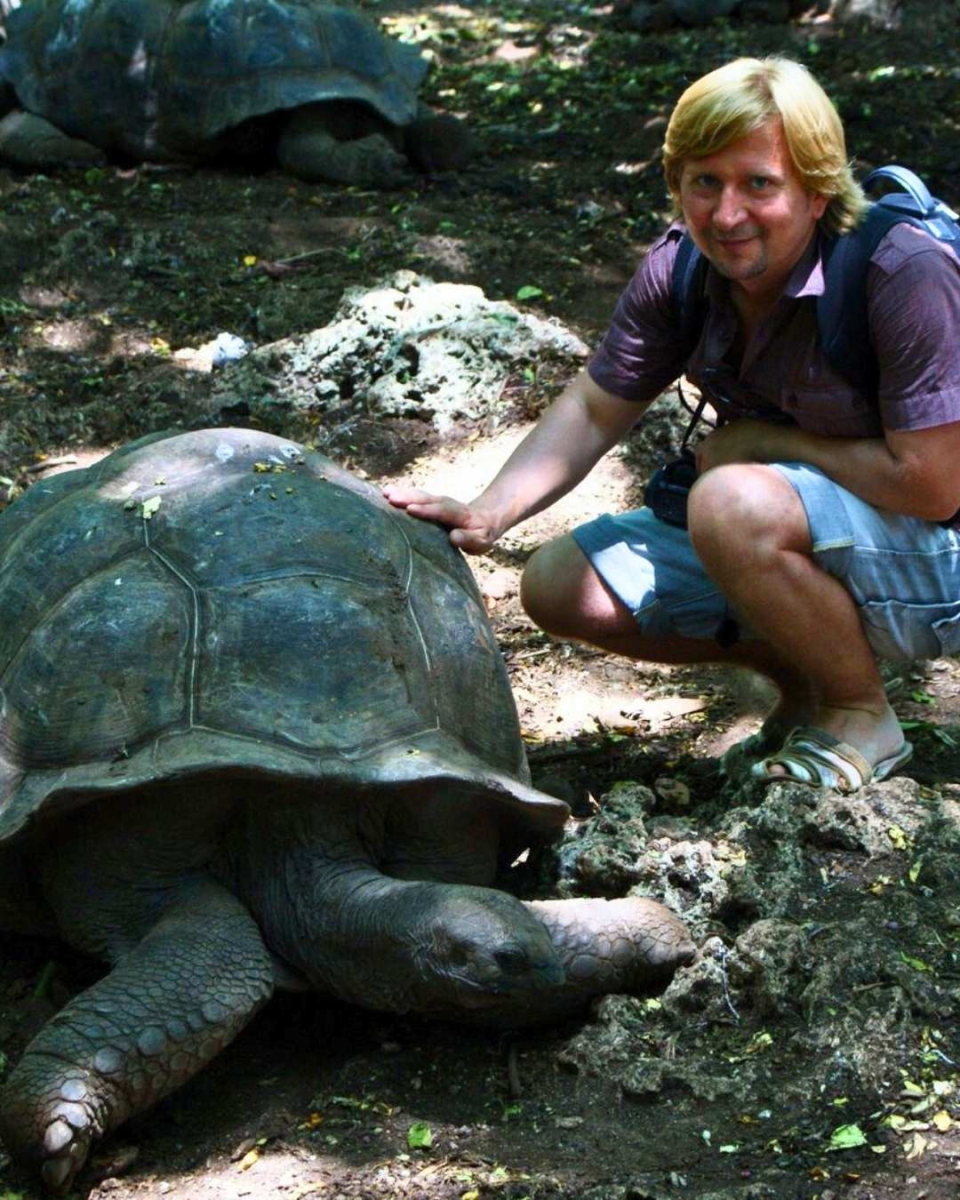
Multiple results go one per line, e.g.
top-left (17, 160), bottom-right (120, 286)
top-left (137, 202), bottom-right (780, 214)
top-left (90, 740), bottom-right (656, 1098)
top-left (685, 463), bottom-right (905, 769)
top-left (520, 531), bottom-right (818, 734)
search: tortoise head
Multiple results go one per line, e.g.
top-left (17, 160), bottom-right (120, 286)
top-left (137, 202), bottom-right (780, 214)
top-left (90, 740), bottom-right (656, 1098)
top-left (411, 887), bottom-right (564, 1015)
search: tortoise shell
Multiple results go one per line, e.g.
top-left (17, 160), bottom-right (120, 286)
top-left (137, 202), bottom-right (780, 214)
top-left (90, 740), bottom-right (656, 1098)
top-left (0, 428), bottom-right (566, 844)
top-left (0, 0), bottom-right (429, 160)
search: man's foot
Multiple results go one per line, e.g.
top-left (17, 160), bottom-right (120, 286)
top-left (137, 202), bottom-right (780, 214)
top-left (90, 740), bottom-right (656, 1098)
top-left (719, 691), bottom-right (818, 776)
top-left (752, 725), bottom-right (913, 793)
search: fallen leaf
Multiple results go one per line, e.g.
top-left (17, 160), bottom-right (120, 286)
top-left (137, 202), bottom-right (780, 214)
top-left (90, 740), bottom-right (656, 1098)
top-left (407, 1121), bottom-right (432, 1149)
top-left (904, 1131), bottom-right (929, 1159)
top-left (828, 1123), bottom-right (868, 1150)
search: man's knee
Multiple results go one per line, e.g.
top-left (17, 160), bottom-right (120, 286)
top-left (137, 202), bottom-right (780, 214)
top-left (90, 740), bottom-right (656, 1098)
top-left (688, 465), bottom-right (810, 565)
top-left (520, 537), bottom-right (576, 635)
top-left (521, 533), bottom-right (643, 644)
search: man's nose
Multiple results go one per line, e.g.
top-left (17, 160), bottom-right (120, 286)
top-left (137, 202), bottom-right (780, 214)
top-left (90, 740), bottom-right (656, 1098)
top-left (713, 185), bottom-right (747, 229)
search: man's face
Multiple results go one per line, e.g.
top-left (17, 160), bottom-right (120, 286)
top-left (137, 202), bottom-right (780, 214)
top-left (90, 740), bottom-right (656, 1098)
top-left (678, 118), bottom-right (828, 300)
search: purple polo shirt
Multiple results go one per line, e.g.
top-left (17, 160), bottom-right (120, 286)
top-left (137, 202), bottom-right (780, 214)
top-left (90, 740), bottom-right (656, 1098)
top-left (588, 221), bottom-right (960, 436)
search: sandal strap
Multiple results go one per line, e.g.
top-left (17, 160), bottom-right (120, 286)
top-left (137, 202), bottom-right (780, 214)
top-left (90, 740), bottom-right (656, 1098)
top-left (758, 726), bottom-right (873, 792)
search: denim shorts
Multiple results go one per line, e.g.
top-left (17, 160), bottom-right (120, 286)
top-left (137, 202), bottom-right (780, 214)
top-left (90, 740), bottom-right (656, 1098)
top-left (572, 461), bottom-right (960, 662)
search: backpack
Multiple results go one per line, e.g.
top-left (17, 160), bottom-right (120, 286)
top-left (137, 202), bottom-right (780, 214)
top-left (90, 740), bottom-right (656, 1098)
top-left (671, 165), bottom-right (960, 401)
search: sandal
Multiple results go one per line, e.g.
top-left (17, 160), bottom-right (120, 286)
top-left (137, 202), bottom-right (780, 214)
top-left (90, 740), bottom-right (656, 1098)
top-left (718, 723), bottom-right (789, 777)
top-left (751, 725), bottom-right (913, 794)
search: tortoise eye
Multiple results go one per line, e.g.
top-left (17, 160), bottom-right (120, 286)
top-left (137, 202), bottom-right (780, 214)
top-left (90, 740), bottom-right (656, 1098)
top-left (493, 947), bottom-right (527, 972)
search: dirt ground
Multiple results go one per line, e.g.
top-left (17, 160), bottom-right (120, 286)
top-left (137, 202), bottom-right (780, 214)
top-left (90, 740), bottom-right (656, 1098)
top-left (2, 0), bottom-right (960, 1197)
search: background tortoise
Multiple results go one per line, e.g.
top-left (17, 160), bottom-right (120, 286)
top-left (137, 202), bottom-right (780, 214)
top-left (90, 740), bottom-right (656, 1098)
top-left (0, 427), bottom-right (693, 1193)
top-left (0, 0), bottom-right (469, 183)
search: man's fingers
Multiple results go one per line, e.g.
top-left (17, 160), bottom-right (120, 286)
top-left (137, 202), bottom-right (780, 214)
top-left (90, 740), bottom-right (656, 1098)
top-left (384, 487), bottom-right (473, 528)
top-left (382, 484), bottom-right (439, 508)
top-left (382, 484), bottom-right (496, 552)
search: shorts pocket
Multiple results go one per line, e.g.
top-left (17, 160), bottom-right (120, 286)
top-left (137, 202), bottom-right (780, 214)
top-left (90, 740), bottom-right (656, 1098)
top-left (933, 609), bottom-right (960, 657)
top-left (860, 599), bottom-right (960, 662)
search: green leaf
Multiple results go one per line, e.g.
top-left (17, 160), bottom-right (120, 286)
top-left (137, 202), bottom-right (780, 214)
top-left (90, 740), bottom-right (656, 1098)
top-left (407, 1121), bottom-right (433, 1149)
top-left (829, 1123), bottom-right (868, 1150)
top-left (516, 285), bottom-right (543, 301)
top-left (900, 952), bottom-right (933, 972)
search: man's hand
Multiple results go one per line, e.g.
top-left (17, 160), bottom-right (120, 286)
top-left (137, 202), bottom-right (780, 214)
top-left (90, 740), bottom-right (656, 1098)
top-left (694, 418), bottom-right (796, 473)
top-left (382, 485), bottom-right (500, 554)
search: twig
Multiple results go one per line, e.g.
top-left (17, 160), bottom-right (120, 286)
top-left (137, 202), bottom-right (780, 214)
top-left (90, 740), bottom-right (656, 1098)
top-left (25, 456), bottom-right (77, 474)
top-left (510, 647), bottom-right (553, 662)
top-left (270, 248), bottom-right (327, 267)
top-left (716, 944), bottom-right (740, 1022)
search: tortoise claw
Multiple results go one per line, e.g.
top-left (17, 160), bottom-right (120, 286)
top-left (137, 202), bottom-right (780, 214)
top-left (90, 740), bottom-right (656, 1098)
top-left (40, 1109), bottom-right (94, 1194)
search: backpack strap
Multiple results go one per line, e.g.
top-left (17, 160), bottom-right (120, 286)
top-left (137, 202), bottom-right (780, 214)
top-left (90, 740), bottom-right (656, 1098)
top-left (671, 228), bottom-right (708, 359)
top-left (863, 165), bottom-right (960, 246)
top-left (818, 203), bottom-right (907, 399)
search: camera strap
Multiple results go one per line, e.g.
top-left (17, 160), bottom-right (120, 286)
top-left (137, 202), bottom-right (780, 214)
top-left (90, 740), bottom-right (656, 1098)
top-left (677, 383), bottom-right (711, 454)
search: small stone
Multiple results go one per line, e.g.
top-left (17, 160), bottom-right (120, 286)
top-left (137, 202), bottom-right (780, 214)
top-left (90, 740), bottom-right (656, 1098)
top-left (655, 777), bottom-right (691, 807)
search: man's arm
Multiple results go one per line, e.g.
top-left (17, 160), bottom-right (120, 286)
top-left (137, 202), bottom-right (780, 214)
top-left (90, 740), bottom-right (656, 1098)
top-left (695, 418), bottom-right (960, 523)
top-left (383, 368), bottom-right (648, 552)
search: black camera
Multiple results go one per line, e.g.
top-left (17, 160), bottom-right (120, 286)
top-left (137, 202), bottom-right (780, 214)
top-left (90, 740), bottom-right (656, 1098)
top-left (643, 449), bottom-right (698, 528)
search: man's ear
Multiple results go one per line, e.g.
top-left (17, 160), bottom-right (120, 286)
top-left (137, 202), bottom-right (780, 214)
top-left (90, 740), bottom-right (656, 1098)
top-left (811, 193), bottom-right (829, 220)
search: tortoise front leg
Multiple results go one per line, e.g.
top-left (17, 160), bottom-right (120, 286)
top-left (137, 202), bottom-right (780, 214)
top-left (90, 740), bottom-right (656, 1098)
top-left (472, 896), bottom-right (696, 1025)
top-left (0, 883), bottom-right (273, 1194)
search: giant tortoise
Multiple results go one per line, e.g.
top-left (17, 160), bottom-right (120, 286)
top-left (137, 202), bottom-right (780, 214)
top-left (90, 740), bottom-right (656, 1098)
top-left (0, 428), bottom-right (693, 1193)
top-left (0, 0), bottom-right (469, 184)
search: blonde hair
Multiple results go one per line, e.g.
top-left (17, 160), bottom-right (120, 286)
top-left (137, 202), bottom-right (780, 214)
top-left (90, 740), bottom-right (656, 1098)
top-left (662, 57), bottom-right (867, 236)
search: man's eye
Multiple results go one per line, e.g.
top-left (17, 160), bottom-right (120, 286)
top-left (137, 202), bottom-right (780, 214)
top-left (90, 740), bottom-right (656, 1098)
top-left (751, 176), bottom-right (772, 190)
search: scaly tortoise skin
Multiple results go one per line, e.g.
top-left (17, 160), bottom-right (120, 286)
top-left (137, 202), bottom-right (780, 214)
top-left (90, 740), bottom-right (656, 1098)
top-left (0, 0), bottom-right (468, 182)
top-left (0, 428), bottom-right (693, 1193)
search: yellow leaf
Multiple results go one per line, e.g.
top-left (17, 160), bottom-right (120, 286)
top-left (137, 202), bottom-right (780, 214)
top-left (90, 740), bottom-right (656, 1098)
top-left (244, 255), bottom-right (258, 266)
top-left (903, 1132), bottom-right (928, 1160)
top-left (933, 1110), bottom-right (953, 1132)
top-left (238, 1148), bottom-right (260, 1170)
top-left (887, 825), bottom-right (910, 850)
top-left (461, 1192), bottom-right (481, 1200)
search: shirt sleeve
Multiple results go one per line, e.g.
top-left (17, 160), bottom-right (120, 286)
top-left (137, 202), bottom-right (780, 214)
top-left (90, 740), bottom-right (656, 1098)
top-left (869, 225), bottom-right (960, 432)
top-left (587, 226), bottom-right (688, 404)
